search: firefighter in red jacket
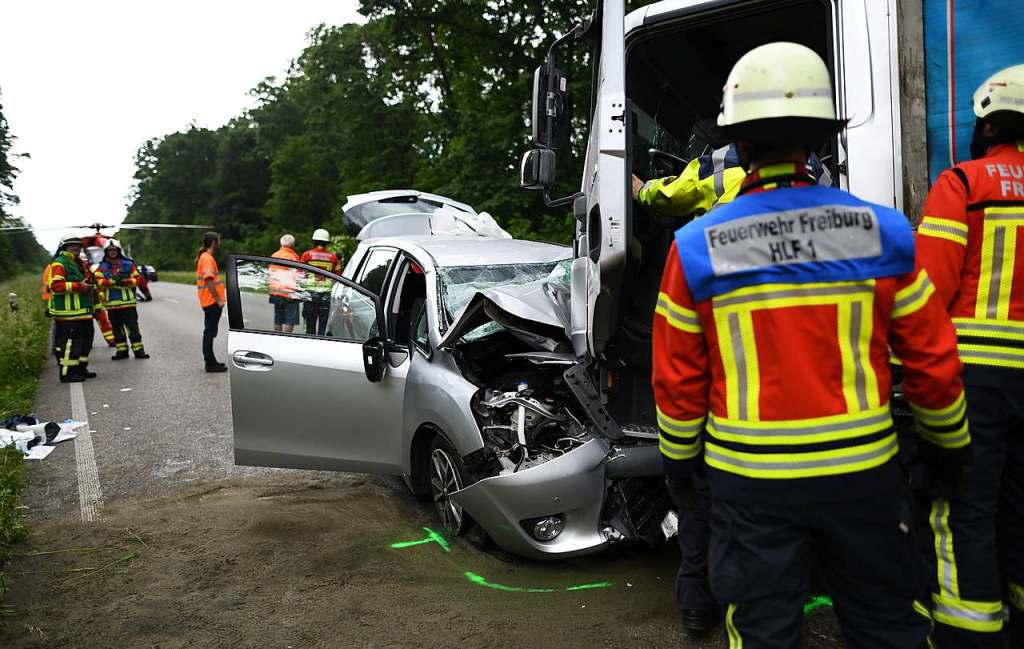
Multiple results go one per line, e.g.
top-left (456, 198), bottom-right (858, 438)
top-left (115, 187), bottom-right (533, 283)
top-left (916, 64), bottom-right (1024, 649)
top-left (300, 228), bottom-right (341, 336)
top-left (652, 43), bottom-right (968, 647)
top-left (96, 239), bottom-right (150, 360)
top-left (45, 234), bottom-right (96, 382)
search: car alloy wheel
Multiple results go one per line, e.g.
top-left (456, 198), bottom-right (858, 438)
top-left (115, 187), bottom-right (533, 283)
top-left (430, 446), bottom-right (464, 535)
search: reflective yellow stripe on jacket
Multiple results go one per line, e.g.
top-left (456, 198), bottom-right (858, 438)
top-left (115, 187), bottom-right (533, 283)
top-left (953, 317), bottom-right (1024, 370)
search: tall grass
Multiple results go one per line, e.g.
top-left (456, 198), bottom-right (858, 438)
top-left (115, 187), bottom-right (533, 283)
top-left (0, 274), bottom-right (45, 594)
top-left (0, 274), bottom-right (49, 420)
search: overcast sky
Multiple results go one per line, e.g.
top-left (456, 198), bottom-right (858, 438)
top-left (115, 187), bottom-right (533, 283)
top-left (0, 0), bottom-right (363, 251)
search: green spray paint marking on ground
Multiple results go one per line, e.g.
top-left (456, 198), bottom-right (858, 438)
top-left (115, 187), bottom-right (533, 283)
top-left (389, 527), bottom-right (451, 552)
top-left (804, 595), bottom-right (833, 616)
top-left (465, 571), bottom-right (613, 593)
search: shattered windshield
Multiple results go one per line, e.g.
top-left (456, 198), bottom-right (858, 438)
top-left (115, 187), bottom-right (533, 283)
top-left (439, 260), bottom-right (571, 331)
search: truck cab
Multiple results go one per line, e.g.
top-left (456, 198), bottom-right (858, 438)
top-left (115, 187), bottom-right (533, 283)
top-left (522, 0), bottom-right (903, 436)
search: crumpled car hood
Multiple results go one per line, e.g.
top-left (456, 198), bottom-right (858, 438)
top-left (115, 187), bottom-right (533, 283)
top-left (438, 271), bottom-right (572, 352)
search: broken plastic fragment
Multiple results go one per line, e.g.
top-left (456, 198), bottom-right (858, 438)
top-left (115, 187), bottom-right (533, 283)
top-left (120, 388), bottom-right (132, 392)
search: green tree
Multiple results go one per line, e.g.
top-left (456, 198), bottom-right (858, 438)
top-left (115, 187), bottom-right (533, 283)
top-left (0, 89), bottom-right (47, 277)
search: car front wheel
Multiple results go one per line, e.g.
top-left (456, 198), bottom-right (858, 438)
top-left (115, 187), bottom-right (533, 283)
top-left (429, 436), bottom-right (466, 536)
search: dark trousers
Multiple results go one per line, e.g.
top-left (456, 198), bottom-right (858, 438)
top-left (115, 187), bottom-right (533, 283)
top-left (81, 319), bottom-right (94, 366)
top-left (709, 492), bottom-right (929, 649)
top-left (928, 381), bottom-right (1024, 649)
top-left (666, 474), bottom-right (716, 612)
top-left (109, 307), bottom-right (143, 353)
top-left (53, 319), bottom-right (90, 379)
top-left (303, 294), bottom-right (330, 336)
top-left (202, 303), bottom-right (222, 363)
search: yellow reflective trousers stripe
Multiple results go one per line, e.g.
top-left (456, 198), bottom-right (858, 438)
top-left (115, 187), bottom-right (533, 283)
top-left (1009, 583), bottom-right (1024, 613)
top-left (931, 593), bottom-right (1004, 633)
top-left (930, 499), bottom-right (960, 599)
top-left (726, 603), bottom-right (743, 648)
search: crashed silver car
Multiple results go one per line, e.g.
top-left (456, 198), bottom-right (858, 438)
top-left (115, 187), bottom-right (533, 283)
top-left (225, 235), bottom-right (665, 559)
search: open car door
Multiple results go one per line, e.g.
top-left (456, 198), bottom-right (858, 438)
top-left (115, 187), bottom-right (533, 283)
top-left (573, 0), bottom-right (627, 357)
top-left (225, 254), bottom-right (407, 475)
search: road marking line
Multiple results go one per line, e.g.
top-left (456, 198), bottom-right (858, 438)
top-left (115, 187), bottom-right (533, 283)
top-left (70, 382), bottom-right (103, 522)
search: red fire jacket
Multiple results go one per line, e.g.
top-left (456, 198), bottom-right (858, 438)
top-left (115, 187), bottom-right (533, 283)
top-left (652, 164), bottom-right (967, 503)
top-left (917, 141), bottom-right (1024, 376)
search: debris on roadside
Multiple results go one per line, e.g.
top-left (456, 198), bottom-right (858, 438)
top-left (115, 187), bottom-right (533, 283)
top-left (0, 415), bottom-right (86, 460)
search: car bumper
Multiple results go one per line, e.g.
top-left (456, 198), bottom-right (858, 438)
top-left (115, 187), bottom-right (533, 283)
top-left (451, 438), bottom-right (616, 560)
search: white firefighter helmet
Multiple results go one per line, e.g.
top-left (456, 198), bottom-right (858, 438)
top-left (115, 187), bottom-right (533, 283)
top-left (718, 42), bottom-right (845, 136)
top-left (59, 232), bottom-right (83, 248)
top-left (103, 238), bottom-right (122, 251)
top-left (973, 64), bottom-right (1024, 121)
top-left (312, 228), bottom-right (330, 243)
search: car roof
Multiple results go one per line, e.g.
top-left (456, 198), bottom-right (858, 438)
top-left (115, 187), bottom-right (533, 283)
top-left (362, 236), bottom-right (570, 268)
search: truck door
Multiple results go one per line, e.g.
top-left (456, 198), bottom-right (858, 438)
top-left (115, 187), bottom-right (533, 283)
top-left (573, 0), bottom-right (627, 358)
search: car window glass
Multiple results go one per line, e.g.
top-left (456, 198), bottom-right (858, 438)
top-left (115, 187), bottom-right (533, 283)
top-left (413, 303), bottom-right (429, 352)
top-left (234, 258), bottom-right (377, 342)
top-left (356, 248), bottom-right (397, 296)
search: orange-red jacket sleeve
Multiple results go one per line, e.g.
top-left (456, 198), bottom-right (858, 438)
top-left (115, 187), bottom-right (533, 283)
top-left (47, 262), bottom-right (89, 295)
top-left (888, 258), bottom-right (969, 451)
top-left (119, 264), bottom-right (139, 289)
top-left (916, 168), bottom-right (970, 309)
top-left (652, 241), bottom-right (709, 471)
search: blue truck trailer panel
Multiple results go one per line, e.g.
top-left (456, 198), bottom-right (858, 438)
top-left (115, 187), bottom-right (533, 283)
top-left (924, 0), bottom-right (1024, 182)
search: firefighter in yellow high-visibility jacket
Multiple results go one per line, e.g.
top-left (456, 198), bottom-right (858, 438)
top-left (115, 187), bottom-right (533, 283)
top-left (45, 234), bottom-right (96, 382)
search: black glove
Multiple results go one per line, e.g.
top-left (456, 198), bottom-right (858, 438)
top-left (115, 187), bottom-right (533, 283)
top-left (918, 441), bottom-right (972, 502)
top-left (665, 475), bottom-right (698, 512)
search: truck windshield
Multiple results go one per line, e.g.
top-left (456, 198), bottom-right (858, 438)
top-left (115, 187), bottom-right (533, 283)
top-left (439, 260), bottom-right (570, 324)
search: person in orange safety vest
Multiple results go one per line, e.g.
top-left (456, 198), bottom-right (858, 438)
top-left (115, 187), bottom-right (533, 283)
top-left (196, 231), bottom-right (226, 372)
top-left (269, 234), bottom-right (301, 333)
top-left (915, 64), bottom-right (1024, 649)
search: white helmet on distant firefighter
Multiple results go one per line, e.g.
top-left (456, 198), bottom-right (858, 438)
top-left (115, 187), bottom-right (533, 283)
top-left (312, 228), bottom-right (330, 243)
top-left (59, 232), bottom-right (83, 249)
top-left (973, 64), bottom-right (1024, 121)
top-left (717, 42), bottom-right (846, 141)
top-left (103, 238), bottom-right (122, 251)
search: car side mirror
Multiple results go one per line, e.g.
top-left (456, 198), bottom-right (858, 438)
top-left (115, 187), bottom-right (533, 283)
top-left (362, 336), bottom-right (386, 382)
top-left (531, 63), bottom-right (570, 150)
top-left (520, 149), bottom-right (556, 190)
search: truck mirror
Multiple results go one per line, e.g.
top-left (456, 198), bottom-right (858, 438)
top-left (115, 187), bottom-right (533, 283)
top-left (520, 149), bottom-right (556, 190)
top-left (531, 63), bottom-right (570, 150)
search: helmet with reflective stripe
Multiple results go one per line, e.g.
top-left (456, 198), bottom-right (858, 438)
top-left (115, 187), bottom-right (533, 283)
top-left (59, 232), bottom-right (83, 248)
top-left (103, 238), bottom-right (122, 251)
top-left (312, 228), bottom-right (330, 243)
top-left (718, 42), bottom-right (846, 140)
top-left (974, 64), bottom-right (1024, 123)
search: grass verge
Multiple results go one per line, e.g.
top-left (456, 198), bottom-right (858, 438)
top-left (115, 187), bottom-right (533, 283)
top-left (158, 270), bottom-right (199, 285)
top-left (0, 274), bottom-right (47, 594)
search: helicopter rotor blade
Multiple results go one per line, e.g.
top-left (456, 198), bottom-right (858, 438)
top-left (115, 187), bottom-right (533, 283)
top-left (114, 223), bottom-right (212, 230)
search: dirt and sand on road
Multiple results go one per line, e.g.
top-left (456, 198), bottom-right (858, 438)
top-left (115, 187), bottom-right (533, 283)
top-left (1, 473), bottom-right (842, 649)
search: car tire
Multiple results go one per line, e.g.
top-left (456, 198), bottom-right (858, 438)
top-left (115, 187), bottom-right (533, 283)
top-left (428, 435), bottom-right (472, 537)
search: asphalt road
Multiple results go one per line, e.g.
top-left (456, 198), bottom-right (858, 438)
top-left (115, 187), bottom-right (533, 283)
top-left (25, 280), bottom-right (272, 518)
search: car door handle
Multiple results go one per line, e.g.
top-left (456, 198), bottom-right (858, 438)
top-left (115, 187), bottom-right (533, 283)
top-left (232, 351), bottom-right (274, 368)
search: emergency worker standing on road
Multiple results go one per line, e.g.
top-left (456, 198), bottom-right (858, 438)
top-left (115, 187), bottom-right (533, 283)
top-left (652, 42), bottom-right (969, 647)
top-left (915, 64), bottom-right (1024, 649)
top-left (269, 234), bottom-right (301, 333)
top-left (46, 234), bottom-right (96, 382)
top-left (96, 239), bottom-right (150, 361)
top-left (196, 231), bottom-right (226, 373)
top-left (300, 228), bottom-right (341, 336)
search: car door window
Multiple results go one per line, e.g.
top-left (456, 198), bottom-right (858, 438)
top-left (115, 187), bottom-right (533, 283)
top-left (356, 248), bottom-right (398, 296)
top-left (232, 257), bottom-right (378, 342)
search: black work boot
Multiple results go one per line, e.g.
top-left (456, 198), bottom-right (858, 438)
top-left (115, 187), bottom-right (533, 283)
top-left (111, 350), bottom-right (129, 361)
top-left (59, 371), bottom-right (85, 383)
top-left (134, 348), bottom-right (150, 359)
top-left (681, 609), bottom-right (719, 638)
top-left (78, 364), bottom-right (97, 379)
top-left (205, 361), bottom-right (227, 373)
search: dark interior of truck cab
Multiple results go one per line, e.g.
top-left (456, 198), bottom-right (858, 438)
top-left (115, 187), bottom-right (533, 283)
top-left (605, 0), bottom-right (834, 432)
